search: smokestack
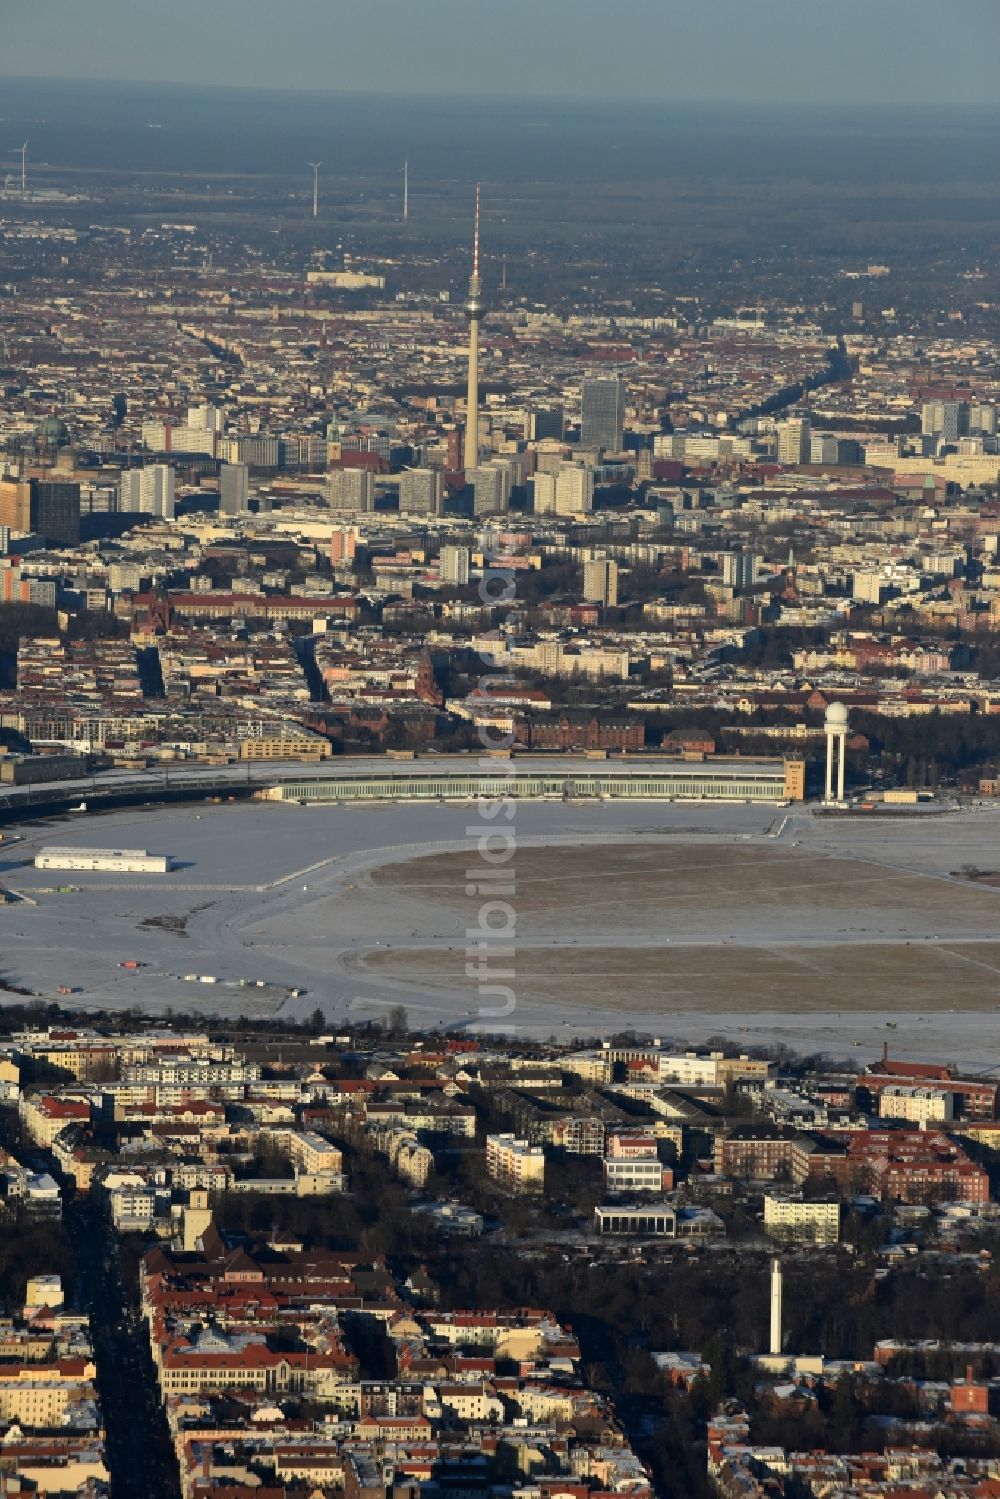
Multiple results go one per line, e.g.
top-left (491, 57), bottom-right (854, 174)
top-left (769, 1257), bottom-right (783, 1357)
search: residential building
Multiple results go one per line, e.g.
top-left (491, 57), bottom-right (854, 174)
top-left (398, 467), bottom-right (443, 515)
top-left (328, 467), bottom-right (375, 512)
top-left (763, 1194), bottom-right (840, 1244)
top-left (485, 1133), bottom-right (545, 1193)
top-left (582, 558), bottom-right (619, 607)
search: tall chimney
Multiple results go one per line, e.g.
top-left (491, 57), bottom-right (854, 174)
top-left (769, 1257), bottom-right (783, 1357)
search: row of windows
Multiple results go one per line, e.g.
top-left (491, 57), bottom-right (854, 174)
top-left (281, 774), bottom-right (785, 803)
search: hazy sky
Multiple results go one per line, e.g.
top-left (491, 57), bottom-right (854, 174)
top-left (4, 0), bottom-right (998, 105)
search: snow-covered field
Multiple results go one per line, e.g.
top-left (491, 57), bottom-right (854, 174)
top-left (2, 796), bottom-right (998, 1070)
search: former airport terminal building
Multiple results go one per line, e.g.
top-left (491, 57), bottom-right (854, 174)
top-left (262, 755), bottom-right (806, 805)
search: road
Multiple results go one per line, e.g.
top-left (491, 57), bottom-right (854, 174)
top-left (66, 1198), bottom-right (180, 1499)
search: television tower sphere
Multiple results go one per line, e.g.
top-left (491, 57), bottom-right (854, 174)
top-left (825, 702), bottom-right (849, 732)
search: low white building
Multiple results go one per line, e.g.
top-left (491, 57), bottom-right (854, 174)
top-left (35, 846), bottom-right (172, 874)
top-left (603, 1156), bottom-right (665, 1194)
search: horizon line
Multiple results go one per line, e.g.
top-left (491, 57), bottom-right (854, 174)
top-left (0, 73), bottom-right (998, 112)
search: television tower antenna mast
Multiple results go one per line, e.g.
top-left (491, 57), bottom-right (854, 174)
top-left (20, 140), bottom-right (28, 199)
top-left (463, 182), bottom-right (484, 473)
top-left (403, 160), bottom-right (409, 223)
top-left (308, 162), bottom-right (321, 219)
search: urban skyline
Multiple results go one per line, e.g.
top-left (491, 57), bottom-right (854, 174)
top-left (0, 7), bottom-right (998, 1498)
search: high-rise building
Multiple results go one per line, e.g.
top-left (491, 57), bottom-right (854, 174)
top-left (470, 464), bottom-right (508, 516)
top-left (464, 184), bottom-right (485, 473)
top-left (330, 527), bottom-right (358, 565)
top-left (187, 403), bottom-right (223, 433)
top-left (555, 463), bottom-right (594, 516)
top-left (526, 405), bottom-right (564, 441)
top-left (721, 552), bottom-right (759, 590)
top-left (809, 432), bottom-right (840, 466)
top-left (0, 479), bottom-right (32, 533)
top-left (581, 376), bottom-right (625, 452)
top-left (921, 400), bottom-right (965, 443)
top-left (328, 467), bottom-right (375, 512)
top-left (532, 471), bottom-right (556, 515)
top-left (120, 465), bottom-right (175, 520)
top-left (969, 403), bottom-right (997, 437)
top-left (2, 479), bottom-right (81, 545)
top-left (219, 462), bottom-right (250, 516)
top-left (582, 557), bottom-right (618, 607)
top-left (440, 545), bottom-right (471, 586)
top-left (777, 415), bottom-right (811, 466)
top-left (398, 467), bottom-right (443, 515)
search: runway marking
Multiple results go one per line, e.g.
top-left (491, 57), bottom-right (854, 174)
top-left (936, 946), bottom-right (1000, 979)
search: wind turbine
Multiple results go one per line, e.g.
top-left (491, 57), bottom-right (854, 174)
top-left (308, 161), bottom-right (321, 219)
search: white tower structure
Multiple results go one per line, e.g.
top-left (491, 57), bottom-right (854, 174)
top-left (403, 159), bottom-right (409, 223)
top-left (309, 162), bottom-right (321, 219)
top-left (463, 183), bottom-right (484, 474)
top-left (824, 701), bottom-right (849, 805)
top-left (769, 1257), bottom-right (783, 1357)
top-left (20, 140), bottom-right (28, 199)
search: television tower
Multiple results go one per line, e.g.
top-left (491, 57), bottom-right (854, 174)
top-left (309, 161), bottom-right (321, 219)
top-left (403, 160), bottom-right (409, 223)
top-left (20, 140), bottom-right (28, 199)
top-left (463, 182), bottom-right (484, 473)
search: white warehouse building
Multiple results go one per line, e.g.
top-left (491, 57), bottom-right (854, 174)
top-left (35, 846), bottom-right (173, 874)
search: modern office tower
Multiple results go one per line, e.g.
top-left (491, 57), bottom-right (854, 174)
top-left (0, 479), bottom-right (32, 532)
top-left (582, 557), bottom-right (619, 607)
top-left (219, 462), bottom-right (250, 516)
top-left (969, 402), bottom-right (998, 436)
top-left (532, 471), bottom-right (557, 514)
top-left (31, 481), bottom-right (81, 546)
top-left (581, 376), bottom-right (625, 452)
top-left (464, 184), bottom-right (485, 473)
top-left (470, 463), bottom-right (508, 516)
top-left (921, 400), bottom-right (964, 443)
top-left (120, 465), bottom-right (175, 519)
top-left (809, 432), bottom-right (840, 465)
top-left (525, 405), bottom-right (564, 441)
top-left (327, 467), bottom-right (375, 512)
top-left (554, 463), bottom-right (595, 516)
top-left (776, 414), bottom-right (811, 465)
top-left (398, 466), bottom-right (444, 515)
top-left (721, 551), bottom-right (759, 589)
top-left (440, 545), bottom-right (471, 586)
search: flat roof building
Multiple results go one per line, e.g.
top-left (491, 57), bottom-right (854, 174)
top-left (35, 846), bottom-right (172, 874)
